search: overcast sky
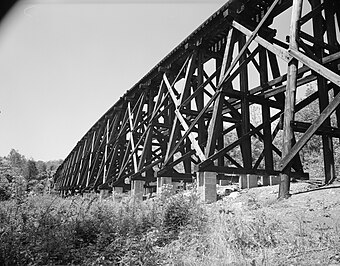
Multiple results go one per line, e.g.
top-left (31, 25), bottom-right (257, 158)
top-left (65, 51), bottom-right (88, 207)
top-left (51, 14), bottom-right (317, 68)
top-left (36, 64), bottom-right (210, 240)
top-left (0, 0), bottom-right (227, 161)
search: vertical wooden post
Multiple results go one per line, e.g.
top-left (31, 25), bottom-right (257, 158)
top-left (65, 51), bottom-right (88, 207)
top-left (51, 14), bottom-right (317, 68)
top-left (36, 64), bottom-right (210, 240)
top-left (76, 139), bottom-right (87, 186)
top-left (259, 48), bottom-right (274, 174)
top-left (278, 0), bottom-right (303, 199)
top-left (86, 131), bottom-right (96, 188)
top-left (309, 0), bottom-right (336, 184)
top-left (239, 34), bottom-right (252, 169)
top-left (146, 88), bottom-right (155, 179)
top-left (197, 49), bottom-right (206, 149)
top-left (127, 102), bottom-right (138, 173)
top-left (103, 119), bottom-right (109, 184)
top-left (216, 56), bottom-right (225, 167)
top-left (324, 0), bottom-right (340, 107)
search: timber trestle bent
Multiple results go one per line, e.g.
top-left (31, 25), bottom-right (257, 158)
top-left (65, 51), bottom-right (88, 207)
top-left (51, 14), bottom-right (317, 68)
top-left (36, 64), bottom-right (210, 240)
top-left (54, 0), bottom-right (340, 201)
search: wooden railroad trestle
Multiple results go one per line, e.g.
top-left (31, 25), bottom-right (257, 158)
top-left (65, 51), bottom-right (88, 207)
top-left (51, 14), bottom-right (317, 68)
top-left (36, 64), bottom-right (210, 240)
top-left (54, 0), bottom-right (340, 200)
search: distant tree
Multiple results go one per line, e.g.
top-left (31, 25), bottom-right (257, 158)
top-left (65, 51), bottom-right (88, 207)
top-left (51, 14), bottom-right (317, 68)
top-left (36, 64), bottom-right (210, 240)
top-left (24, 159), bottom-right (39, 181)
top-left (7, 149), bottom-right (26, 171)
top-left (0, 156), bottom-right (27, 200)
top-left (36, 161), bottom-right (47, 174)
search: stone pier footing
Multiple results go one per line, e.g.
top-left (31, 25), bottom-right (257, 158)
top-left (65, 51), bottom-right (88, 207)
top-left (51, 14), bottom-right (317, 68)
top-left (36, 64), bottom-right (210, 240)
top-left (131, 180), bottom-right (145, 200)
top-left (112, 186), bottom-right (123, 200)
top-left (197, 172), bottom-right (217, 203)
top-left (157, 176), bottom-right (173, 194)
top-left (239, 174), bottom-right (258, 189)
top-left (99, 189), bottom-right (110, 201)
top-left (269, 175), bottom-right (281, 185)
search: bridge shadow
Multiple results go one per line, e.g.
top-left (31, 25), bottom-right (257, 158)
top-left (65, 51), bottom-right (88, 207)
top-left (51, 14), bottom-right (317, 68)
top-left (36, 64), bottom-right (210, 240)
top-left (292, 184), bottom-right (340, 195)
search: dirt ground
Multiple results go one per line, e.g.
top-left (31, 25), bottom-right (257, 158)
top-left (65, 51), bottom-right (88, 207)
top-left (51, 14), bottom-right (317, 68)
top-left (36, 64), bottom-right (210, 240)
top-left (212, 179), bottom-right (340, 265)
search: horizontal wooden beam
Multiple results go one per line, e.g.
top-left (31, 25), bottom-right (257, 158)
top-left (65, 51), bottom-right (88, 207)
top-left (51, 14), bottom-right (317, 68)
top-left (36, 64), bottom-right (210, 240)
top-left (199, 165), bottom-right (309, 179)
top-left (292, 121), bottom-right (340, 137)
top-left (263, 74), bottom-right (317, 99)
top-left (156, 170), bottom-right (193, 181)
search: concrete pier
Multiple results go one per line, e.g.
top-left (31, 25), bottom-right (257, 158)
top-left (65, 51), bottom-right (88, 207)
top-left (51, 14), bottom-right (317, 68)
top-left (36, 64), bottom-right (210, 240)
top-left (131, 180), bottom-right (145, 200)
top-left (197, 172), bottom-right (217, 203)
top-left (239, 174), bottom-right (258, 189)
top-left (112, 186), bottom-right (123, 200)
top-left (269, 175), bottom-right (281, 185)
top-left (99, 189), bottom-right (110, 201)
top-left (157, 176), bottom-right (173, 194)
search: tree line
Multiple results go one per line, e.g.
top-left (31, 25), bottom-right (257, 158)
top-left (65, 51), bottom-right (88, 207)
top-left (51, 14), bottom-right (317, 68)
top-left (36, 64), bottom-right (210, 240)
top-left (0, 149), bottom-right (63, 200)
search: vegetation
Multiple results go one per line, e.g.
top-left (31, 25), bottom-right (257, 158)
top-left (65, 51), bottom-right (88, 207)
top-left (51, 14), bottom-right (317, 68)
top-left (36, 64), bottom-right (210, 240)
top-left (1, 184), bottom-right (340, 265)
top-left (0, 149), bottom-right (62, 200)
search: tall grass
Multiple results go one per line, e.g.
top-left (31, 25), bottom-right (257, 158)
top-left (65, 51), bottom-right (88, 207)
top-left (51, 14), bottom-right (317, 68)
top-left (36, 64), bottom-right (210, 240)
top-left (1, 188), bottom-right (339, 265)
top-left (0, 189), bottom-right (206, 265)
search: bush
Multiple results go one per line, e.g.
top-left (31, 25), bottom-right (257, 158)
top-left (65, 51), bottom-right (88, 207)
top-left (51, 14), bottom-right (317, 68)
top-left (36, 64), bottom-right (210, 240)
top-left (0, 186), bottom-right (11, 201)
top-left (0, 189), bottom-right (207, 265)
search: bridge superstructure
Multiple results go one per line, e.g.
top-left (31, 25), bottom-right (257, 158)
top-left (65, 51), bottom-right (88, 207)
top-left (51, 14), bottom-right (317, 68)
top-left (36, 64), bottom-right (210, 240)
top-left (54, 0), bottom-right (340, 201)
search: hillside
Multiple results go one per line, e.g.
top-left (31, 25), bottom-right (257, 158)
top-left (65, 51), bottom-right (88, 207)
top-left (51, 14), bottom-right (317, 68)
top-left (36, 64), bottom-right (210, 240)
top-left (209, 181), bottom-right (340, 265)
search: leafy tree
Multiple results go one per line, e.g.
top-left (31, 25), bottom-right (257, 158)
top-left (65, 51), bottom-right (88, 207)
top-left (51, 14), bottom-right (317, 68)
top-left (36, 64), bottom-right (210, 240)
top-left (36, 161), bottom-right (47, 174)
top-left (7, 149), bottom-right (26, 173)
top-left (24, 160), bottom-right (39, 181)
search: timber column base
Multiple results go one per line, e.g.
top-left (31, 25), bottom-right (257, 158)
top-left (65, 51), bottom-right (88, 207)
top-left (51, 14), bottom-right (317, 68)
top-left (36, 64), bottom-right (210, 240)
top-left (197, 172), bottom-right (217, 203)
top-left (131, 180), bottom-right (145, 200)
top-left (157, 177), bottom-right (173, 194)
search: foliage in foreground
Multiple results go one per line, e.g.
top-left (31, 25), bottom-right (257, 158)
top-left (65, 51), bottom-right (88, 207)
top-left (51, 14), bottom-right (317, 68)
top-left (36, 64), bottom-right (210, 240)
top-left (1, 187), bottom-right (340, 265)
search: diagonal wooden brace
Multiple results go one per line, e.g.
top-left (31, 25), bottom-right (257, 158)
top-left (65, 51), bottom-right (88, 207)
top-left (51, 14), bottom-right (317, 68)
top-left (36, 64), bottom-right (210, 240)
top-left (163, 73), bottom-right (206, 162)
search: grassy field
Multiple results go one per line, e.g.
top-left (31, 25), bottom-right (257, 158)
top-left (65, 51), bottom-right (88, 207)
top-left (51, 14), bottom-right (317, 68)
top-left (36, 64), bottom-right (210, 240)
top-left (1, 182), bottom-right (340, 265)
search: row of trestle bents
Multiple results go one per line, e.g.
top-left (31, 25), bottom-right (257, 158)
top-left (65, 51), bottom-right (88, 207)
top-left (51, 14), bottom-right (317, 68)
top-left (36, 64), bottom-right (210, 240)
top-left (54, 0), bottom-right (340, 201)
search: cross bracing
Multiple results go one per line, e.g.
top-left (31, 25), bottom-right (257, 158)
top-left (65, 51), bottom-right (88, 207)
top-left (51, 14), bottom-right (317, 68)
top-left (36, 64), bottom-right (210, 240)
top-left (54, 0), bottom-right (340, 199)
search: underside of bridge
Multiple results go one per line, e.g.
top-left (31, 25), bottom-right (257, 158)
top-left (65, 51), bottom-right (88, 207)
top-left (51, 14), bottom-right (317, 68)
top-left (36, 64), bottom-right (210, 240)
top-left (54, 0), bottom-right (340, 200)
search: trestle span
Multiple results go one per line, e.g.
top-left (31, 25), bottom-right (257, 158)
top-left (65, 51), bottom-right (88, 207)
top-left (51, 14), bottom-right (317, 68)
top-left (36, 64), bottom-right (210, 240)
top-left (54, 0), bottom-right (340, 201)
